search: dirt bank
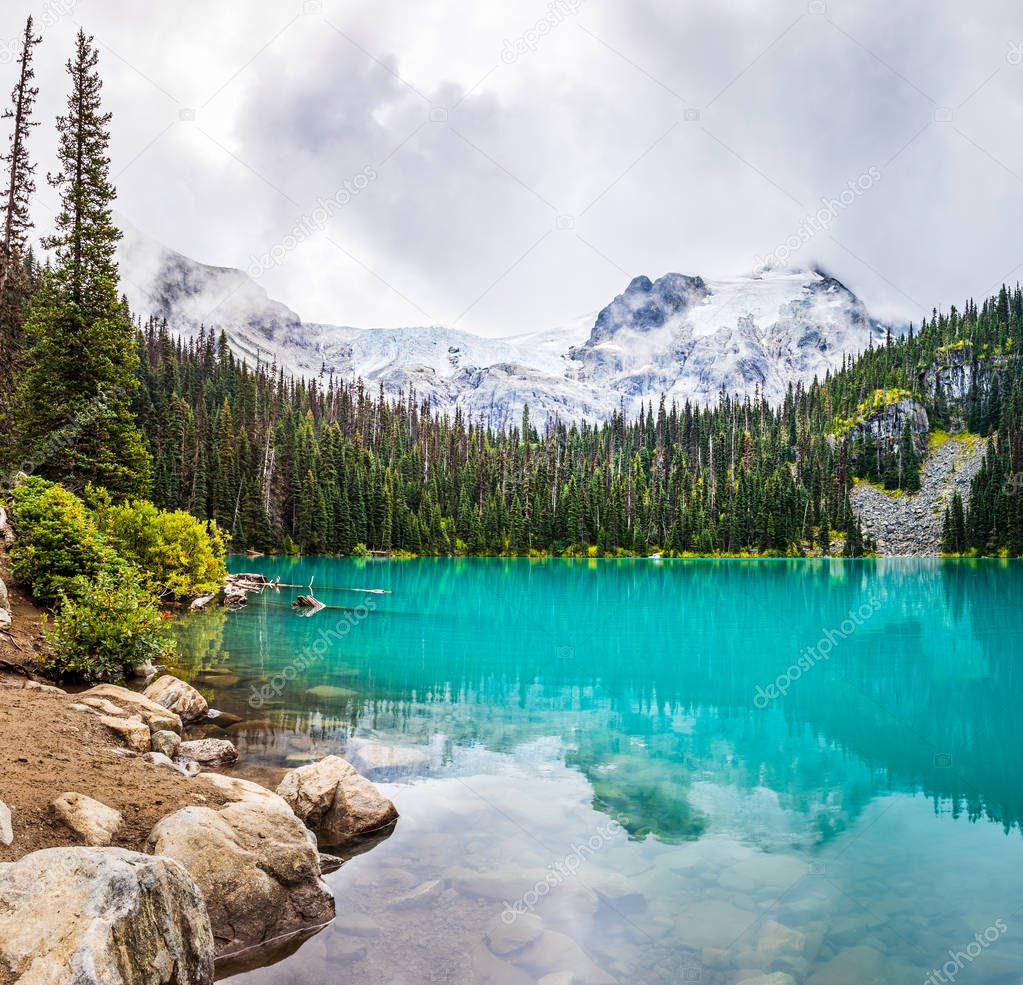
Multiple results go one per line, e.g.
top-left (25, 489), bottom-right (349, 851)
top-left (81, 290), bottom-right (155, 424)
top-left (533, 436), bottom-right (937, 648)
top-left (0, 677), bottom-right (230, 864)
top-left (0, 548), bottom-right (235, 864)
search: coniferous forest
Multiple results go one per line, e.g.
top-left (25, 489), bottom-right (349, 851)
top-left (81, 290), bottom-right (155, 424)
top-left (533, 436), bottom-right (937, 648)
top-left (2, 20), bottom-right (1023, 561)
top-left (129, 299), bottom-right (1023, 559)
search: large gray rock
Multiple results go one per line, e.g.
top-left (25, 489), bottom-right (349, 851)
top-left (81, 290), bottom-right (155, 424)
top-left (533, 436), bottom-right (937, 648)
top-left (0, 847), bottom-right (213, 985)
top-left (202, 772), bottom-right (296, 813)
top-left (51, 792), bottom-right (123, 847)
top-left (484, 912), bottom-right (543, 956)
top-left (98, 713), bottom-right (152, 753)
top-left (276, 755), bottom-right (399, 847)
top-left (144, 675), bottom-right (209, 724)
top-left (175, 738), bottom-right (238, 768)
top-left (147, 784), bottom-right (334, 955)
top-left (151, 729), bottom-right (181, 759)
top-left (0, 575), bottom-right (10, 630)
top-left (81, 684), bottom-right (183, 734)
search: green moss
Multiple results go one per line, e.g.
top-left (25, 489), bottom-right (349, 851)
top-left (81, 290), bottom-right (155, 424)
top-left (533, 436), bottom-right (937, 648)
top-left (832, 388), bottom-right (914, 437)
top-left (935, 339), bottom-right (973, 357)
top-left (852, 476), bottom-right (905, 498)
top-left (954, 432), bottom-right (982, 450)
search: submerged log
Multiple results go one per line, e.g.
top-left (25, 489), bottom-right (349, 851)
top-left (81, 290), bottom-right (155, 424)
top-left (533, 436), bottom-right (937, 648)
top-left (226, 573), bottom-right (271, 593)
top-left (292, 595), bottom-right (325, 612)
top-left (274, 582), bottom-right (390, 594)
top-left (228, 573), bottom-right (270, 586)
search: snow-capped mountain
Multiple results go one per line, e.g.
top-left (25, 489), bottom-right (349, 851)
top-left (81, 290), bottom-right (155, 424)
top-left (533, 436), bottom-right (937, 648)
top-left (117, 222), bottom-right (890, 426)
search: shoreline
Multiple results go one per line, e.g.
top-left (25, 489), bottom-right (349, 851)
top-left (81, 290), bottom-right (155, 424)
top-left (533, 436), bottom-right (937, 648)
top-left (0, 560), bottom-right (400, 982)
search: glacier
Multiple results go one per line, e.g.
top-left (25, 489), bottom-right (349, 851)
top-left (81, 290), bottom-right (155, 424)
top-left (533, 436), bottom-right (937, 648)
top-left (117, 222), bottom-right (892, 427)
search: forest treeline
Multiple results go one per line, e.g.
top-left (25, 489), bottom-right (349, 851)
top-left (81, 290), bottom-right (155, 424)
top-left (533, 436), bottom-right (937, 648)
top-left (133, 288), bottom-right (1023, 558)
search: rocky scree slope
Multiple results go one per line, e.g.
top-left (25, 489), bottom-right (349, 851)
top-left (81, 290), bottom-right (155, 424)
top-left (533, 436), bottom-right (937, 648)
top-left (851, 434), bottom-right (987, 555)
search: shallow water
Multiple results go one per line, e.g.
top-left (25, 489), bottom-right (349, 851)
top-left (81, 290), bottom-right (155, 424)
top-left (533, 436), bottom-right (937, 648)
top-left (171, 557), bottom-right (1023, 984)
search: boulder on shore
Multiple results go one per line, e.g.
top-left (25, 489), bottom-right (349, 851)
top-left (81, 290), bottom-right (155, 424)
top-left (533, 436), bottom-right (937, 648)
top-left (176, 738), bottom-right (238, 768)
top-left (80, 683), bottom-right (183, 734)
top-left (147, 783), bottom-right (335, 956)
top-left (144, 674), bottom-right (209, 724)
top-left (98, 713), bottom-right (152, 753)
top-left (276, 755), bottom-right (399, 848)
top-left (151, 729), bottom-right (181, 759)
top-left (0, 846), bottom-right (214, 985)
top-left (51, 792), bottom-right (123, 847)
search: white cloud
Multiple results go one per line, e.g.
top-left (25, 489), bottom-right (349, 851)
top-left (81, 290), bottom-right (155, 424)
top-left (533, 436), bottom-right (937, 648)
top-left (4, 0), bottom-right (1023, 334)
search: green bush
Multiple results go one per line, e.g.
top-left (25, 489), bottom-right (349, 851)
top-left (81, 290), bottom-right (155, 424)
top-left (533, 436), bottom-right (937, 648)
top-left (43, 570), bottom-right (175, 682)
top-left (8, 477), bottom-right (224, 681)
top-left (8, 477), bottom-right (125, 605)
top-left (87, 488), bottom-right (228, 600)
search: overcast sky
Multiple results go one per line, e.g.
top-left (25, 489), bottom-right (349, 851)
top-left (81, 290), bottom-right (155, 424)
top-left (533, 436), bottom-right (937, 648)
top-left (4, 0), bottom-right (1023, 335)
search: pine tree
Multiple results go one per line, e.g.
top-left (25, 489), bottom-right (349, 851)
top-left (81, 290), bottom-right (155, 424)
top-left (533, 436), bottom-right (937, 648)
top-left (0, 17), bottom-right (41, 448)
top-left (898, 422), bottom-right (921, 492)
top-left (19, 31), bottom-right (150, 497)
top-left (950, 492), bottom-right (967, 554)
top-left (943, 492), bottom-right (968, 554)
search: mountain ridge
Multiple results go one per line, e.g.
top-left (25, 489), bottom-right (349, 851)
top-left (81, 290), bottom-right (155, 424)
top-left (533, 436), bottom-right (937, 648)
top-left (117, 222), bottom-right (894, 425)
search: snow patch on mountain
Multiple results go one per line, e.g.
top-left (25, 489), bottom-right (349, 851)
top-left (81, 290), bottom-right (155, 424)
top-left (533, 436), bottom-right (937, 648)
top-left (568, 268), bottom-right (885, 407)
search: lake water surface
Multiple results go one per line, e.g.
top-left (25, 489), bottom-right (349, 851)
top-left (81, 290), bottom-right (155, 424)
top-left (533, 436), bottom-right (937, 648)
top-left (170, 557), bottom-right (1023, 984)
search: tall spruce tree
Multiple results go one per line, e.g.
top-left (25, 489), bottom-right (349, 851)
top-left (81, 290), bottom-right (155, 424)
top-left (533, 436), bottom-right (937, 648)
top-left (898, 421), bottom-right (921, 492)
top-left (19, 30), bottom-right (150, 497)
top-left (0, 17), bottom-right (41, 449)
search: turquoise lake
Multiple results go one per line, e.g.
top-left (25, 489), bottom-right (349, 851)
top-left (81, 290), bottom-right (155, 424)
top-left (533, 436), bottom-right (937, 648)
top-left (171, 557), bottom-right (1023, 984)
